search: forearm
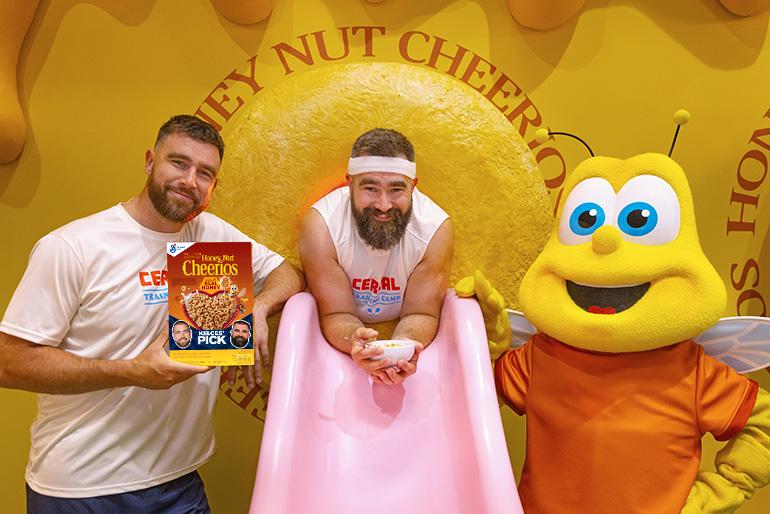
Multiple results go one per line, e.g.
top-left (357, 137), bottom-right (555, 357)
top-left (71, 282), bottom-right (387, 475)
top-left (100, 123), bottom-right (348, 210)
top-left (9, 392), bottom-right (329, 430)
top-left (319, 312), bottom-right (366, 354)
top-left (253, 261), bottom-right (306, 317)
top-left (392, 313), bottom-right (439, 347)
top-left (0, 339), bottom-right (137, 394)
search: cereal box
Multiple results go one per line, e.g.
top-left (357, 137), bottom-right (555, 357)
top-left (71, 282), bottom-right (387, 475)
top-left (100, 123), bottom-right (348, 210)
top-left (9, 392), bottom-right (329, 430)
top-left (167, 242), bottom-right (254, 366)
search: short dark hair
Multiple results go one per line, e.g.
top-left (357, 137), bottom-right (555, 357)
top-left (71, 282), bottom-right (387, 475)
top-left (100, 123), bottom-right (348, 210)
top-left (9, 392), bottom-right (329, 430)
top-left (351, 128), bottom-right (414, 162)
top-left (232, 320), bottom-right (250, 331)
top-left (155, 115), bottom-right (224, 159)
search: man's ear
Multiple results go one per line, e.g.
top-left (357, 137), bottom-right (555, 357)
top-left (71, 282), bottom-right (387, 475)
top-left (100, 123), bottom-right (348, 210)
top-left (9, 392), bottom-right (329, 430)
top-left (413, 177), bottom-right (419, 188)
top-left (144, 149), bottom-right (155, 175)
top-left (346, 174), bottom-right (353, 186)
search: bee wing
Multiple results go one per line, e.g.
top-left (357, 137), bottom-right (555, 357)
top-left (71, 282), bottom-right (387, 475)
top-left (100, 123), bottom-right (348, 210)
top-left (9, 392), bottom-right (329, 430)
top-left (238, 288), bottom-right (247, 298)
top-left (506, 309), bottom-right (538, 348)
top-left (694, 316), bottom-right (770, 374)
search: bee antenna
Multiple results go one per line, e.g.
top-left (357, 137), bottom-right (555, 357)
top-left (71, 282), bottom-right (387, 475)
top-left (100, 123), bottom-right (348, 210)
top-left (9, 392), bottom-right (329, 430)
top-left (535, 128), bottom-right (594, 157)
top-left (668, 109), bottom-right (690, 157)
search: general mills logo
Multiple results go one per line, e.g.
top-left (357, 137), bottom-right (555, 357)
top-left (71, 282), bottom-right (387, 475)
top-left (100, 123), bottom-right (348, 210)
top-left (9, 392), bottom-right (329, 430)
top-left (169, 242), bottom-right (194, 255)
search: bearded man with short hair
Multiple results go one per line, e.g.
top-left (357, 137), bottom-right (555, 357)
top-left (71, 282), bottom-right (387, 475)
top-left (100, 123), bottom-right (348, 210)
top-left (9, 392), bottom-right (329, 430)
top-left (172, 320), bottom-right (192, 349)
top-left (299, 128), bottom-right (454, 386)
top-left (230, 320), bottom-right (251, 349)
top-left (0, 114), bottom-right (305, 512)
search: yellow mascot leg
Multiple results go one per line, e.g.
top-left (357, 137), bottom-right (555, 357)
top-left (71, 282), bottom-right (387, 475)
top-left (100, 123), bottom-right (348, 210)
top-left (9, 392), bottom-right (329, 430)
top-left (0, 0), bottom-right (39, 163)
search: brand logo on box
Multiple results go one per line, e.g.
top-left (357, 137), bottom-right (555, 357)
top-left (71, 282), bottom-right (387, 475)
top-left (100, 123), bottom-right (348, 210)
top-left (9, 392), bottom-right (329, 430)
top-left (168, 242), bottom-right (195, 256)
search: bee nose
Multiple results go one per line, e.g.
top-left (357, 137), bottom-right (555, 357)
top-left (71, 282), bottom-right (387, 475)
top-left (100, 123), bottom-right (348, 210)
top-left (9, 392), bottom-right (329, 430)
top-left (592, 225), bottom-right (621, 254)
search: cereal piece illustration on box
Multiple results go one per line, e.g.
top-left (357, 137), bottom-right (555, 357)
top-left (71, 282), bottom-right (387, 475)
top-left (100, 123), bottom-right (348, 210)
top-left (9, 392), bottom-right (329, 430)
top-left (167, 242), bottom-right (254, 366)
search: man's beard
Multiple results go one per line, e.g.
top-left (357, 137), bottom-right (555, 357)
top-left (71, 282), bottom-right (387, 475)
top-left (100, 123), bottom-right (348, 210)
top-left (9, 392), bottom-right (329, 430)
top-left (147, 171), bottom-right (205, 223)
top-left (232, 335), bottom-right (248, 348)
top-left (352, 200), bottom-right (412, 250)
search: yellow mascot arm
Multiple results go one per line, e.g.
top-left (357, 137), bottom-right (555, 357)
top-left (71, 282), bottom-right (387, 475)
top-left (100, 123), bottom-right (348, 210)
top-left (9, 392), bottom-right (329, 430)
top-left (455, 270), bottom-right (511, 360)
top-left (682, 388), bottom-right (770, 513)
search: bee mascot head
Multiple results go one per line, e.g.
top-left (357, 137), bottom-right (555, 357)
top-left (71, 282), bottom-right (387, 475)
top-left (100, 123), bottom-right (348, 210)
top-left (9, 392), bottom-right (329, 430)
top-left (520, 111), bottom-right (726, 352)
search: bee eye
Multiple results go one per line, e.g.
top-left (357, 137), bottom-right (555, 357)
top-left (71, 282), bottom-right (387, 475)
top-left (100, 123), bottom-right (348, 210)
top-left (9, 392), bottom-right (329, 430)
top-left (569, 202), bottom-right (605, 236)
top-left (618, 202), bottom-right (658, 236)
top-left (615, 175), bottom-right (680, 245)
top-left (558, 177), bottom-right (616, 245)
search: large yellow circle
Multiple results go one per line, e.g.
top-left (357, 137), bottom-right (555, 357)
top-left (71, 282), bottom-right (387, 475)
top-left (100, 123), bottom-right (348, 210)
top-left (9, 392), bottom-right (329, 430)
top-left (210, 62), bottom-right (552, 307)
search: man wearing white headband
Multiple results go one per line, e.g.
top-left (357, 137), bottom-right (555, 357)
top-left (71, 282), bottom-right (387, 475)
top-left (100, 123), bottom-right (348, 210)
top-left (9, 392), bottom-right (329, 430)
top-left (299, 128), bottom-right (453, 385)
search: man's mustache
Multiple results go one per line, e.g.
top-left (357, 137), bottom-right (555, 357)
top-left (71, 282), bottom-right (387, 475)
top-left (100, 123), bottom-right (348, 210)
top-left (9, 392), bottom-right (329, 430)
top-left (363, 207), bottom-right (400, 218)
top-left (167, 185), bottom-right (199, 203)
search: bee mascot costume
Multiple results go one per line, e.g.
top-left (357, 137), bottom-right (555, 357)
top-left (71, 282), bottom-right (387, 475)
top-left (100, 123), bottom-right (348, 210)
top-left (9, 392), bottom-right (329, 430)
top-left (458, 111), bottom-right (770, 513)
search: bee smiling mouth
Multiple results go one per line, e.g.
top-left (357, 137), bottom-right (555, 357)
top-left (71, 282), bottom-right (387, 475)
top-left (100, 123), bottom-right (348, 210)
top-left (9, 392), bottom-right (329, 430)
top-left (565, 280), bottom-right (651, 315)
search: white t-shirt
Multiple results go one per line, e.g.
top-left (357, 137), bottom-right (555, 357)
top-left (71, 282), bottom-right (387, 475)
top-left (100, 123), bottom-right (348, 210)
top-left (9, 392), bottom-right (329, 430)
top-left (0, 204), bottom-right (284, 497)
top-left (312, 187), bottom-right (448, 322)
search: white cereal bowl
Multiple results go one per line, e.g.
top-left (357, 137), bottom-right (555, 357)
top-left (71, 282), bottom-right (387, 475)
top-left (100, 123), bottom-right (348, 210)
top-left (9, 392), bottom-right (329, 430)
top-left (367, 339), bottom-right (416, 362)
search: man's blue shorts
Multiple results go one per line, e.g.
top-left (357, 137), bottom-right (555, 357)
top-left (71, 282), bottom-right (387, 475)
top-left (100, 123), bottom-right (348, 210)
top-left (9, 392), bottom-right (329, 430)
top-left (26, 470), bottom-right (210, 514)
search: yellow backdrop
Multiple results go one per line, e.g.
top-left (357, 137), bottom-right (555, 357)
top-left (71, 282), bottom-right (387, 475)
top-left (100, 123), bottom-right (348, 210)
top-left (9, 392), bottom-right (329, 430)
top-left (1, 1), bottom-right (769, 512)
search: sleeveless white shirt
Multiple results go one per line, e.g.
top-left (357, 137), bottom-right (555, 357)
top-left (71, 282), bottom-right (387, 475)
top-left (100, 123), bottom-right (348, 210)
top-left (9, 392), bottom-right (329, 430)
top-left (312, 186), bottom-right (448, 322)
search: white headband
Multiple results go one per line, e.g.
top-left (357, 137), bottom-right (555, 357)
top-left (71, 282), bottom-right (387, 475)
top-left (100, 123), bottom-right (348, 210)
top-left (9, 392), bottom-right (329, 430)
top-left (347, 156), bottom-right (416, 179)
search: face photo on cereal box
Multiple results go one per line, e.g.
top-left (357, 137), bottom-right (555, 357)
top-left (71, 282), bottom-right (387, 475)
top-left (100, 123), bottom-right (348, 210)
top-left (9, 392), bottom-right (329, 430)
top-left (167, 242), bottom-right (255, 366)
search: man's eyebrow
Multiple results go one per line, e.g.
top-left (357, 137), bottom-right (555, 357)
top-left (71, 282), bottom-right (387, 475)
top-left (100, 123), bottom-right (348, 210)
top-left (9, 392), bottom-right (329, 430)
top-left (357, 177), bottom-right (407, 188)
top-left (165, 152), bottom-right (191, 162)
top-left (199, 164), bottom-right (217, 176)
top-left (166, 152), bottom-right (218, 175)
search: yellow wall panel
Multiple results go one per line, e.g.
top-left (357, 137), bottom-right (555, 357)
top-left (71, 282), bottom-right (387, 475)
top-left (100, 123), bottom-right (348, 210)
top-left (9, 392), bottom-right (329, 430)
top-left (1, 1), bottom-right (769, 512)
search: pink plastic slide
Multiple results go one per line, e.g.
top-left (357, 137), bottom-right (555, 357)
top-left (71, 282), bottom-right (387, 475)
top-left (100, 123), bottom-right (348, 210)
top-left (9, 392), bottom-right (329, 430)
top-left (249, 292), bottom-right (523, 514)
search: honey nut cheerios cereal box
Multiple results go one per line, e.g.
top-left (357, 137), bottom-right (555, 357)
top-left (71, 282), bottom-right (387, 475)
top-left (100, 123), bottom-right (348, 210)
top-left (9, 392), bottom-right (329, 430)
top-left (167, 242), bottom-right (254, 366)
